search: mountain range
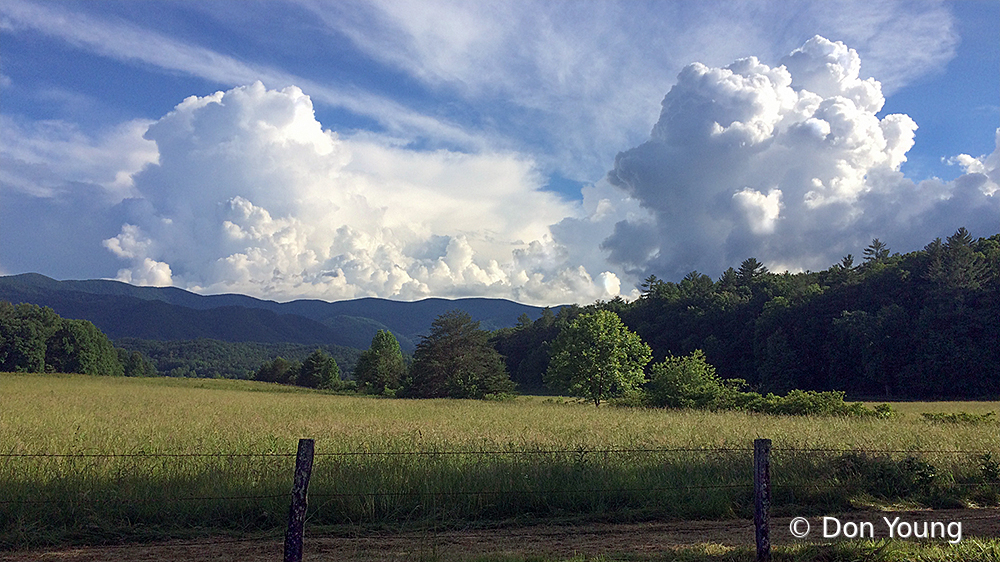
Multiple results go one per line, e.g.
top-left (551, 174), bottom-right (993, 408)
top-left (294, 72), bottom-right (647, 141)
top-left (0, 273), bottom-right (558, 351)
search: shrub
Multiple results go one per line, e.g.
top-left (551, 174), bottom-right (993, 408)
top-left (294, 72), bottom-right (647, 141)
top-left (921, 411), bottom-right (997, 425)
top-left (638, 350), bottom-right (897, 418)
top-left (646, 350), bottom-right (730, 409)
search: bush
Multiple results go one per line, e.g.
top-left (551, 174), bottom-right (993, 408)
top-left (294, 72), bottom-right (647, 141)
top-left (726, 390), bottom-right (896, 418)
top-left (637, 350), bottom-right (896, 418)
top-left (646, 350), bottom-right (731, 409)
top-left (921, 411), bottom-right (997, 424)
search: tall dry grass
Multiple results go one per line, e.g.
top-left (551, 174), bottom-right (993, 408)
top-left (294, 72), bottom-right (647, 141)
top-left (2, 374), bottom-right (998, 548)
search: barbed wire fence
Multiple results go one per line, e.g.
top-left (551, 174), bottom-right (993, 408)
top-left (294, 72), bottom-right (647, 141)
top-left (2, 442), bottom-right (999, 562)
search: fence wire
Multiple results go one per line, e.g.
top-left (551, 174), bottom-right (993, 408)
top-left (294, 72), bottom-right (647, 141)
top-left (2, 445), bottom-right (997, 506)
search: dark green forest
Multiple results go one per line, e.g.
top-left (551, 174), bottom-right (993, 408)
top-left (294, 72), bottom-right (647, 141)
top-left (492, 228), bottom-right (1000, 399)
top-left (4, 228), bottom-right (998, 401)
top-left (0, 302), bottom-right (145, 377)
top-left (0, 304), bottom-right (361, 380)
top-left (115, 339), bottom-right (361, 380)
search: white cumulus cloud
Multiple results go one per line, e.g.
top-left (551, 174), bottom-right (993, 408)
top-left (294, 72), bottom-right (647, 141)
top-left (103, 82), bottom-right (619, 304)
top-left (598, 35), bottom-right (997, 280)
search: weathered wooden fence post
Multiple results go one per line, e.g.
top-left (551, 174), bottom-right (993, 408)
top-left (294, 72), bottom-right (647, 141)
top-left (754, 438), bottom-right (771, 562)
top-left (284, 438), bottom-right (315, 562)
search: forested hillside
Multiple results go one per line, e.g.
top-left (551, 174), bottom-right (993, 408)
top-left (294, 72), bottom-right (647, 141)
top-left (494, 229), bottom-right (1000, 399)
top-left (0, 274), bottom-right (554, 351)
top-left (114, 339), bottom-right (362, 379)
top-left (0, 301), bottom-right (359, 379)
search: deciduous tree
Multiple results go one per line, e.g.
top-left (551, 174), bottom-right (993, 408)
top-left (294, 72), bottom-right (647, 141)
top-left (545, 310), bottom-right (651, 406)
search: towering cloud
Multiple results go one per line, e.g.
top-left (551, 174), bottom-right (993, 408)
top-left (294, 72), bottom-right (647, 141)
top-left (7, 32), bottom-right (996, 305)
top-left (600, 36), bottom-right (998, 280)
top-left (102, 82), bottom-right (621, 304)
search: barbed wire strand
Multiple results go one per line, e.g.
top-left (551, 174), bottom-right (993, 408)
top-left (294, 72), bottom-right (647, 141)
top-left (0, 452), bottom-right (295, 458)
top-left (0, 481), bottom-right (757, 506)
top-left (772, 448), bottom-right (997, 455)
top-left (309, 483), bottom-right (752, 500)
top-left (0, 447), bottom-right (750, 459)
top-left (0, 493), bottom-right (288, 506)
top-left (18, 532), bottom-right (287, 551)
top-left (16, 479), bottom-right (998, 507)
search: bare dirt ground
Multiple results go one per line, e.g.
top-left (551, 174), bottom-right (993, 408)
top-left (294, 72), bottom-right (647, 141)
top-left (4, 508), bottom-right (999, 562)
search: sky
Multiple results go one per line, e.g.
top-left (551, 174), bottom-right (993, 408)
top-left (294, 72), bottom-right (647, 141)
top-left (1, 0), bottom-right (997, 306)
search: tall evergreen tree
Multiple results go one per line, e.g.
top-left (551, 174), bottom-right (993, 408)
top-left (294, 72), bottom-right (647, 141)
top-left (863, 238), bottom-right (890, 263)
top-left (296, 349), bottom-right (341, 389)
top-left (355, 330), bottom-right (406, 395)
top-left (404, 310), bottom-right (513, 399)
top-left (737, 257), bottom-right (768, 284)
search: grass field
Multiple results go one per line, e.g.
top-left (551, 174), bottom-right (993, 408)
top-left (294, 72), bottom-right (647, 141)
top-left (2, 373), bottom-right (999, 556)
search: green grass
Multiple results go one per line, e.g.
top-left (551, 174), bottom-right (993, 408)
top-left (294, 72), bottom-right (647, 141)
top-left (463, 539), bottom-right (1000, 561)
top-left (885, 401), bottom-right (1000, 418)
top-left (2, 373), bottom-right (999, 550)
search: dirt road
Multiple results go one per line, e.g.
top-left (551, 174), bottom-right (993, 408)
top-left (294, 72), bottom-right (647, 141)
top-left (4, 508), bottom-right (999, 561)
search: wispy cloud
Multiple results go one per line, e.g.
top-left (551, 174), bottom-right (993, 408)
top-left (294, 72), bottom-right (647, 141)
top-left (295, 0), bottom-right (958, 181)
top-left (1, 0), bottom-right (961, 185)
top-left (0, 0), bottom-right (484, 150)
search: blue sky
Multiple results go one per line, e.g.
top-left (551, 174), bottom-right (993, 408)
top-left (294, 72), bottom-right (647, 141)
top-left (1, 0), bottom-right (997, 305)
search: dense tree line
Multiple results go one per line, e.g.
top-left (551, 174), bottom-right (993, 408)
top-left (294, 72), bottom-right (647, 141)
top-left (116, 338), bottom-right (361, 379)
top-left (255, 348), bottom-right (353, 390)
top-left (0, 302), bottom-right (152, 376)
top-left (492, 228), bottom-right (1000, 400)
top-left (9, 227), bottom-right (994, 403)
top-left (347, 312), bottom-right (513, 399)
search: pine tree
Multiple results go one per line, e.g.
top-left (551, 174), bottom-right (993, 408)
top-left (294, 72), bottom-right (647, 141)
top-left (297, 349), bottom-right (340, 389)
top-left (404, 310), bottom-right (513, 399)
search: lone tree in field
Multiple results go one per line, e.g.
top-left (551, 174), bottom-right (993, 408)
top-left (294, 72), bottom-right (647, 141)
top-left (403, 310), bottom-right (514, 399)
top-left (545, 309), bottom-right (651, 406)
top-left (355, 330), bottom-right (406, 395)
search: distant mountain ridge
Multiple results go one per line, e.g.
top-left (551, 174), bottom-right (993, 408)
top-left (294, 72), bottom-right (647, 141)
top-left (0, 273), bottom-right (559, 351)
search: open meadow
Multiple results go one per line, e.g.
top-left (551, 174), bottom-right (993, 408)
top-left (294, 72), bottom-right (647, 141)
top-left (3, 373), bottom-right (1000, 560)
